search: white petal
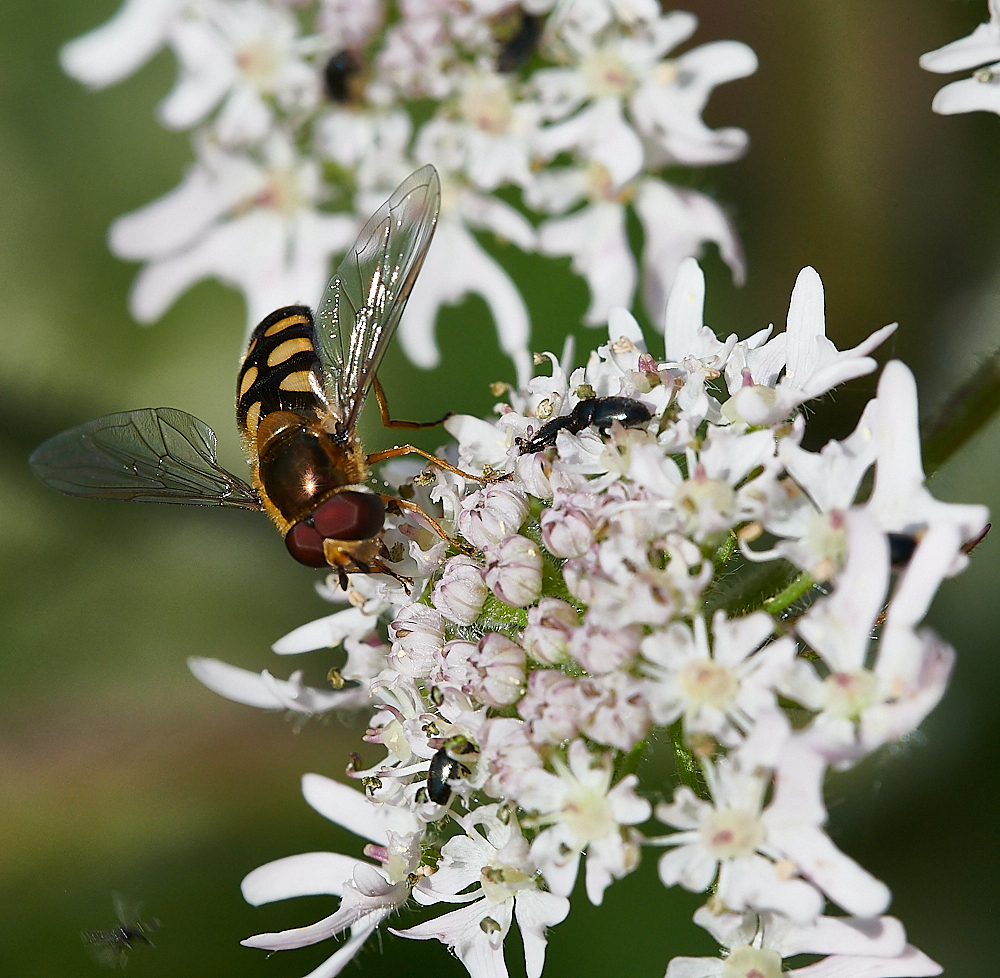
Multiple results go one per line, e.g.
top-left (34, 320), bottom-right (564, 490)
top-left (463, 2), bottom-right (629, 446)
top-left (514, 889), bottom-right (570, 978)
top-left (608, 307), bottom-right (646, 350)
top-left (663, 257), bottom-right (705, 362)
top-left (931, 73), bottom-right (1000, 116)
top-left (665, 957), bottom-right (725, 978)
top-left (459, 192), bottom-right (538, 251)
top-left (126, 209), bottom-right (280, 322)
top-left (60, 0), bottom-right (177, 88)
top-left (658, 844), bottom-right (717, 892)
top-left (393, 900), bottom-right (511, 978)
top-left (765, 735), bottom-right (827, 830)
top-left (920, 23), bottom-right (1000, 73)
top-left (720, 855), bottom-right (823, 923)
top-left (538, 202), bottom-right (636, 327)
top-left (783, 267), bottom-right (826, 388)
top-left (109, 159), bottom-right (264, 260)
top-left (242, 852), bottom-right (361, 904)
top-left (789, 945), bottom-right (942, 978)
top-left (272, 607), bottom-right (379, 654)
top-left (187, 657), bottom-right (369, 712)
top-left (300, 921), bottom-right (382, 978)
top-left (774, 914), bottom-right (906, 958)
top-left (401, 219), bottom-right (532, 386)
top-left (868, 361), bottom-right (989, 539)
top-left (774, 826), bottom-right (891, 917)
top-left (301, 773), bottom-right (420, 842)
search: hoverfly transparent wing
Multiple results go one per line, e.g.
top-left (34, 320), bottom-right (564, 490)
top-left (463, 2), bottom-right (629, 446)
top-left (81, 933), bottom-right (128, 970)
top-left (30, 408), bottom-right (263, 509)
top-left (314, 165), bottom-right (441, 437)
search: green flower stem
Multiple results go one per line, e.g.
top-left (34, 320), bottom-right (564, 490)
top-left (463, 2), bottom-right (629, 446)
top-left (762, 571), bottom-right (815, 616)
top-left (921, 346), bottom-right (1000, 476)
top-left (614, 739), bottom-right (646, 784)
top-left (669, 721), bottom-right (710, 800)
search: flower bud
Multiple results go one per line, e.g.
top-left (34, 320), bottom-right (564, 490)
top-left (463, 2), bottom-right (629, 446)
top-left (577, 673), bottom-right (650, 751)
top-left (522, 598), bottom-right (579, 665)
top-left (458, 484), bottom-right (529, 550)
top-left (432, 555), bottom-right (488, 625)
top-left (541, 503), bottom-right (594, 558)
top-left (518, 670), bottom-right (580, 743)
top-left (470, 634), bottom-right (526, 707)
top-left (388, 605), bottom-right (444, 678)
top-left (514, 451), bottom-right (553, 500)
top-left (569, 622), bottom-right (642, 675)
top-left (436, 639), bottom-right (478, 691)
top-left (483, 534), bottom-right (543, 607)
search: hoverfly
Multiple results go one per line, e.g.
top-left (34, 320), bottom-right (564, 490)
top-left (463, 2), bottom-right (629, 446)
top-left (30, 166), bottom-right (489, 588)
top-left (81, 892), bottom-right (159, 970)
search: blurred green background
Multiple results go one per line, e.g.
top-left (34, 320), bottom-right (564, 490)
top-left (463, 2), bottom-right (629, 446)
top-left (2, 1), bottom-right (999, 976)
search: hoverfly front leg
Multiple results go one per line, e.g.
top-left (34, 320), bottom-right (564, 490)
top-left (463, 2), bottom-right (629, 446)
top-left (367, 444), bottom-right (509, 483)
top-left (383, 496), bottom-right (475, 556)
top-left (373, 376), bottom-right (454, 430)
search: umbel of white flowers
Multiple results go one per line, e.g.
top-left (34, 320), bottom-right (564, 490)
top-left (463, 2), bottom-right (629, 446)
top-left (191, 259), bottom-right (985, 978)
top-left (62, 0), bottom-right (757, 385)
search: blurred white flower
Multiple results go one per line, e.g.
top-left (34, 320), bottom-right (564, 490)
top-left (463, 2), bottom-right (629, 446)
top-left (921, 0), bottom-right (1000, 116)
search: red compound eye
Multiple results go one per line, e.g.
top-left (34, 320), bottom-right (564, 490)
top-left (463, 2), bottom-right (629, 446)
top-left (285, 521), bottom-right (327, 567)
top-left (311, 491), bottom-right (385, 541)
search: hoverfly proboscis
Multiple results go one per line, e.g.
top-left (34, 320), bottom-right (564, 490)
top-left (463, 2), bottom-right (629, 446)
top-left (30, 165), bottom-right (500, 589)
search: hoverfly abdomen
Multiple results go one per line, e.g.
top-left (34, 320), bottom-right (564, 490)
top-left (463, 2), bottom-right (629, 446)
top-left (255, 418), bottom-right (354, 522)
top-left (237, 305), bottom-right (321, 448)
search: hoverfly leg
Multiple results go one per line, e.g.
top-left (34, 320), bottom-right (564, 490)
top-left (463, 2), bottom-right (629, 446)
top-left (369, 559), bottom-right (413, 590)
top-left (367, 444), bottom-right (509, 484)
top-left (338, 568), bottom-right (350, 592)
top-left (383, 496), bottom-right (475, 556)
top-left (373, 376), bottom-right (454, 430)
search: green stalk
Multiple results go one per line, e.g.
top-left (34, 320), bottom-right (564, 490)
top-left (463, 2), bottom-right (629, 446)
top-left (669, 721), bottom-right (709, 800)
top-left (921, 346), bottom-right (1000, 476)
top-left (762, 571), bottom-right (815, 616)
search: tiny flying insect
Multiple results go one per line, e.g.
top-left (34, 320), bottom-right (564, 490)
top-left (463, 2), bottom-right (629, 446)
top-left (81, 892), bottom-right (159, 970)
top-left (30, 166), bottom-right (492, 589)
top-left (517, 395), bottom-right (652, 455)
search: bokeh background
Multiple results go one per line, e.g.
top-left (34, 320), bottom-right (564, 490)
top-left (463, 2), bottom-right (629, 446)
top-left (2, 1), bottom-right (1000, 976)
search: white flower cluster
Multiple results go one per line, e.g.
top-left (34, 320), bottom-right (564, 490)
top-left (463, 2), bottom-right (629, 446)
top-left (63, 0), bottom-right (756, 385)
top-left (191, 258), bottom-right (987, 978)
top-left (921, 0), bottom-right (1000, 116)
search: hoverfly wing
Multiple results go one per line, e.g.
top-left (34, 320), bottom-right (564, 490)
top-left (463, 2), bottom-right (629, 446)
top-left (30, 407), bottom-right (262, 509)
top-left (314, 165), bottom-right (441, 436)
top-left (81, 934), bottom-right (127, 970)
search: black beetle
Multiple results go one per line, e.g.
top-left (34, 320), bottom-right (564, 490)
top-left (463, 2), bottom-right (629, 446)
top-left (518, 396), bottom-right (653, 455)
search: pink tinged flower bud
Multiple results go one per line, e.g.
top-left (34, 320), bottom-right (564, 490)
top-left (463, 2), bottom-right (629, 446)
top-left (483, 534), bottom-right (543, 607)
top-left (569, 622), bottom-right (642, 675)
top-left (540, 504), bottom-right (594, 558)
top-left (437, 640), bottom-right (478, 690)
top-left (514, 451), bottom-right (553, 500)
top-left (577, 673), bottom-right (651, 751)
top-left (518, 670), bottom-right (581, 743)
top-left (458, 484), bottom-right (530, 551)
top-left (522, 598), bottom-right (579, 665)
top-left (432, 555), bottom-right (488, 625)
top-left (470, 633), bottom-right (526, 707)
top-left (388, 605), bottom-right (444, 678)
